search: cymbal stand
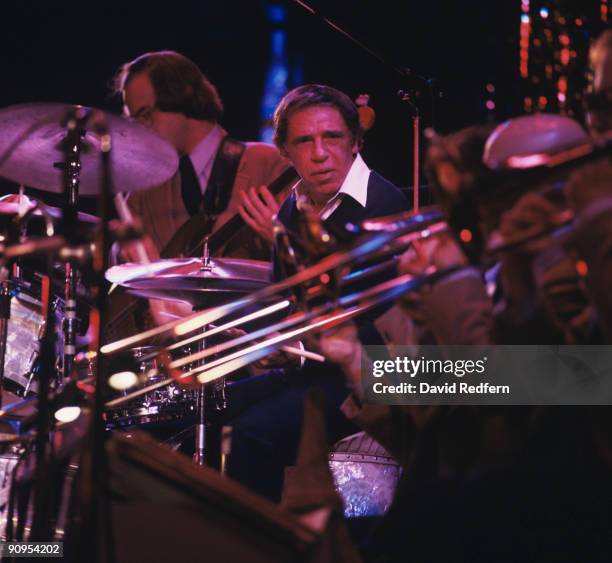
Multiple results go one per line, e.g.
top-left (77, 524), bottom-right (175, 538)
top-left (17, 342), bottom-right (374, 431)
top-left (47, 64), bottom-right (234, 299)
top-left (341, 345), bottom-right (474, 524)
top-left (23, 218), bottom-right (58, 541)
top-left (193, 360), bottom-right (207, 466)
top-left (193, 239), bottom-right (226, 466)
top-left (59, 108), bottom-right (89, 381)
top-left (74, 110), bottom-right (116, 563)
top-left (31, 107), bottom-right (94, 542)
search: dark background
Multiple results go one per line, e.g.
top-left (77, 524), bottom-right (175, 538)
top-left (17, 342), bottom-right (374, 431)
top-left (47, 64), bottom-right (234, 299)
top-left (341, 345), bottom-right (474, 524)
top-left (0, 0), bottom-right (522, 209)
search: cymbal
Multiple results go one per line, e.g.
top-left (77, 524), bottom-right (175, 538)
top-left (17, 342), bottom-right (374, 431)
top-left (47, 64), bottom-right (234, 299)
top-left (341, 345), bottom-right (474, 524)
top-left (106, 257), bottom-right (272, 306)
top-left (0, 102), bottom-right (178, 194)
top-left (0, 193), bottom-right (99, 224)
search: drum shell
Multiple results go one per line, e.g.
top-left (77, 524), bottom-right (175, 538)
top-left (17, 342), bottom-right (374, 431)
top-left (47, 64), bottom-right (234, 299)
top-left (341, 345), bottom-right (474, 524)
top-left (3, 279), bottom-right (64, 397)
top-left (329, 432), bottom-right (401, 518)
top-left (105, 347), bottom-right (197, 429)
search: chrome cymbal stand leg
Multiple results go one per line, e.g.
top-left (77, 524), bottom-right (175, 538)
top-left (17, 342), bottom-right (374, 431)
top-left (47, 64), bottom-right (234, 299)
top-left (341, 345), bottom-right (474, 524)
top-left (191, 240), bottom-right (229, 466)
top-left (193, 384), bottom-right (206, 466)
top-left (63, 261), bottom-right (79, 379)
top-left (193, 326), bottom-right (207, 466)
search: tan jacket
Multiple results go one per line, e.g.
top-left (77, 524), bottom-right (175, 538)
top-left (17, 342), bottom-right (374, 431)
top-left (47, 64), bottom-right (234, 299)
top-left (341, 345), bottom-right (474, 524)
top-left (127, 138), bottom-right (290, 259)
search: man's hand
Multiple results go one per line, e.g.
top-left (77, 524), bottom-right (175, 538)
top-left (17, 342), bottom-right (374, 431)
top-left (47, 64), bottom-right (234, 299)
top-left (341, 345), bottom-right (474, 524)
top-left (398, 232), bottom-right (467, 276)
top-left (253, 331), bottom-right (303, 370)
top-left (149, 299), bottom-right (193, 327)
top-left (315, 322), bottom-right (360, 369)
top-left (117, 235), bottom-right (193, 327)
top-left (238, 185), bottom-right (280, 243)
top-left (120, 234), bottom-right (160, 263)
top-left (498, 192), bottom-right (562, 256)
top-left (311, 322), bottom-right (363, 390)
top-left (497, 192), bottom-right (565, 307)
top-left (397, 233), bottom-right (467, 323)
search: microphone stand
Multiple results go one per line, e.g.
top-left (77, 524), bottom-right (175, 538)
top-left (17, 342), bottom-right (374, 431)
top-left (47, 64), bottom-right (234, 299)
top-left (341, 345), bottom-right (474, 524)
top-left (398, 90), bottom-right (421, 211)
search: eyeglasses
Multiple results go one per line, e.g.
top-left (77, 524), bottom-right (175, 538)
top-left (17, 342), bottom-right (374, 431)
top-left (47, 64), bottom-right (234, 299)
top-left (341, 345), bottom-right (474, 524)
top-left (130, 105), bottom-right (158, 126)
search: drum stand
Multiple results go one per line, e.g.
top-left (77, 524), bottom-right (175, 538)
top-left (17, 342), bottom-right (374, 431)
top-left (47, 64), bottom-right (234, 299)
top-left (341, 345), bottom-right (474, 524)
top-left (194, 384), bottom-right (206, 465)
top-left (193, 328), bottom-right (227, 466)
top-left (59, 115), bottom-right (84, 380)
top-left (193, 244), bottom-right (227, 467)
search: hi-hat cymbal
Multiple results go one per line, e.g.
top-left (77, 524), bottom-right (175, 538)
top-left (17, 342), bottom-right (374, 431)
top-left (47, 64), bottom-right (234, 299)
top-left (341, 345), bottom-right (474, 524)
top-left (0, 102), bottom-right (178, 194)
top-left (106, 257), bottom-right (272, 306)
top-left (0, 193), bottom-right (99, 224)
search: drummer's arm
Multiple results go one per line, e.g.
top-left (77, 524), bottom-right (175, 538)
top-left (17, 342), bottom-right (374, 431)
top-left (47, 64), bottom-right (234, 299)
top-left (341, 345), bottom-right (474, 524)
top-left (114, 192), bottom-right (160, 264)
top-left (119, 234), bottom-right (159, 264)
top-left (113, 193), bottom-right (191, 325)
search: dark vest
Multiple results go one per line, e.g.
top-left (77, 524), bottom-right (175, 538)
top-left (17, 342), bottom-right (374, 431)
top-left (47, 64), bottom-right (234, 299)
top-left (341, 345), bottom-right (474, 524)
top-left (273, 171), bottom-right (407, 346)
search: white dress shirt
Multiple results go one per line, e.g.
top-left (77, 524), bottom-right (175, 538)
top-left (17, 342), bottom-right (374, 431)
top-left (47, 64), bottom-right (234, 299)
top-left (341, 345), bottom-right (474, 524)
top-left (293, 153), bottom-right (371, 219)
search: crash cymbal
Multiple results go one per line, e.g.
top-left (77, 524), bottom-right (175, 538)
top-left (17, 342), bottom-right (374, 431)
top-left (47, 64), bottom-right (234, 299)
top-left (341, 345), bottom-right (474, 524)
top-left (0, 102), bottom-right (178, 194)
top-left (0, 193), bottom-right (99, 224)
top-left (106, 257), bottom-right (271, 306)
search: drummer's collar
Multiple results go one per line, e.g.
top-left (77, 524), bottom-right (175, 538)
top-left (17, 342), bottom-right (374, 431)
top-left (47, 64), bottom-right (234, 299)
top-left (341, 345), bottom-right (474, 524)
top-left (186, 124), bottom-right (225, 192)
top-left (293, 153), bottom-right (370, 220)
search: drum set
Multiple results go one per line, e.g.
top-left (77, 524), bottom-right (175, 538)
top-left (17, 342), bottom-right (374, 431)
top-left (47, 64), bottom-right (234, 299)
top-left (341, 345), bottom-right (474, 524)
top-left (0, 100), bottom-right (450, 544)
top-left (0, 101), bottom-right (294, 540)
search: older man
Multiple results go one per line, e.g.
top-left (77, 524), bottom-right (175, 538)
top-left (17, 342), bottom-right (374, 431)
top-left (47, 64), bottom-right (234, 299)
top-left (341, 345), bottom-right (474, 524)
top-left (225, 84), bottom-right (406, 501)
top-left (239, 84), bottom-right (405, 247)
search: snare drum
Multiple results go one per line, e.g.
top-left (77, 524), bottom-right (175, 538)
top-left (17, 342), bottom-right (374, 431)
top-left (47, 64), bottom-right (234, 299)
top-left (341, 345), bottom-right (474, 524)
top-left (105, 347), bottom-right (197, 429)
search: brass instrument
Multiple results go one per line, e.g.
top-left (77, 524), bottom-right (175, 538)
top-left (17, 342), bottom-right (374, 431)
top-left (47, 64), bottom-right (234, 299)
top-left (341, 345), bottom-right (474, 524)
top-left (102, 208), bottom-right (451, 407)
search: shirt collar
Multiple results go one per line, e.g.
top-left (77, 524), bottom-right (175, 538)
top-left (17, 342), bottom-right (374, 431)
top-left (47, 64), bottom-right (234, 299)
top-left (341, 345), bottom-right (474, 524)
top-left (292, 153), bottom-right (371, 216)
top-left (188, 123), bottom-right (225, 174)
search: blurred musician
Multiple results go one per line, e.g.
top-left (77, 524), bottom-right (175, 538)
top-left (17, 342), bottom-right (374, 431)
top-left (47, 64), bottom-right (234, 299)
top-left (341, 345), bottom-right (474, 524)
top-left (585, 29), bottom-right (612, 137)
top-left (565, 30), bottom-right (612, 340)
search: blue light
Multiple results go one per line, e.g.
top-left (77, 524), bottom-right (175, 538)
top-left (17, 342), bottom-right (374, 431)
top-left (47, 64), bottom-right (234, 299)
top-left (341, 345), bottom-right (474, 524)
top-left (521, 14), bottom-right (530, 23)
top-left (265, 3), bottom-right (286, 24)
top-left (260, 28), bottom-right (289, 142)
top-left (539, 7), bottom-right (549, 18)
